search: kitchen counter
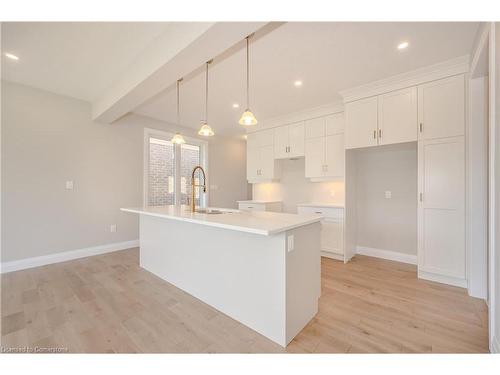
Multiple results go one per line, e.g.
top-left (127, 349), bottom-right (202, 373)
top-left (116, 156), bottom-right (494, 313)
top-left (121, 204), bottom-right (321, 347)
top-left (121, 205), bottom-right (320, 235)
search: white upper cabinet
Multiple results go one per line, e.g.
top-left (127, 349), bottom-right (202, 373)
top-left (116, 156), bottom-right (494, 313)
top-left (288, 122), bottom-right (305, 157)
top-left (325, 133), bottom-right (345, 177)
top-left (418, 74), bottom-right (465, 140)
top-left (246, 129), bottom-right (280, 183)
top-left (273, 126), bottom-right (289, 159)
top-left (305, 117), bottom-right (326, 139)
top-left (304, 113), bottom-right (345, 179)
top-left (273, 122), bottom-right (304, 159)
top-left (305, 137), bottom-right (324, 178)
top-left (325, 113), bottom-right (345, 135)
top-left (345, 96), bottom-right (378, 149)
top-left (378, 87), bottom-right (418, 145)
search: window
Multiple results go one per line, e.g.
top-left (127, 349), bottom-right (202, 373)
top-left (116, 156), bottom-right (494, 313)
top-left (144, 129), bottom-right (208, 208)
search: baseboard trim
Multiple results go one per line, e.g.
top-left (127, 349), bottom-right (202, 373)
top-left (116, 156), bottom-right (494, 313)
top-left (1, 240), bottom-right (139, 274)
top-left (356, 246), bottom-right (417, 265)
top-left (418, 270), bottom-right (467, 288)
top-left (491, 335), bottom-right (500, 353)
top-left (321, 251), bottom-right (343, 261)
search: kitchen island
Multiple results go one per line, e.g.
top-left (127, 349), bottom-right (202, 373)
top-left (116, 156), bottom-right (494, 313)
top-left (121, 205), bottom-right (321, 347)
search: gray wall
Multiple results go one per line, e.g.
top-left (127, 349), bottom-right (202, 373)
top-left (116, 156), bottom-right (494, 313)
top-left (1, 81), bottom-right (248, 262)
top-left (355, 142), bottom-right (417, 255)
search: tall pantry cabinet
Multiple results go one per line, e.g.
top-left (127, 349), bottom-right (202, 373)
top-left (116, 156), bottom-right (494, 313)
top-left (417, 74), bottom-right (466, 287)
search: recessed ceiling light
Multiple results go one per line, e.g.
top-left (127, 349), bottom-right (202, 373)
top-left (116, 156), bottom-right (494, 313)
top-left (397, 41), bottom-right (409, 50)
top-left (232, 103), bottom-right (240, 108)
top-left (5, 52), bottom-right (19, 60)
top-left (294, 80), bottom-right (303, 87)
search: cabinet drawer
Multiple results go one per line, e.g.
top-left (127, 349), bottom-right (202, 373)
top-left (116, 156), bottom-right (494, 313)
top-left (297, 206), bottom-right (344, 219)
top-left (238, 203), bottom-right (266, 211)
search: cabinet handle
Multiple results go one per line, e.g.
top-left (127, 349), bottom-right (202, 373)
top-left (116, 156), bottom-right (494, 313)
top-left (325, 164), bottom-right (328, 171)
top-left (419, 192), bottom-right (423, 202)
top-left (419, 123), bottom-right (423, 133)
top-left (379, 129), bottom-right (382, 138)
top-left (373, 130), bottom-right (377, 139)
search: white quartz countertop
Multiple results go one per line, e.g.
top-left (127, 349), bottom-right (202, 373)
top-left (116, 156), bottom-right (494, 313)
top-left (121, 206), bottom-right (321, 236)
top-left (297, 202), bottom-right (345, 209)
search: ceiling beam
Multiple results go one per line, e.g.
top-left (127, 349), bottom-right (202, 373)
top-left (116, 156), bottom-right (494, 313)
top-left (92, 22), bottom-right (269, 123)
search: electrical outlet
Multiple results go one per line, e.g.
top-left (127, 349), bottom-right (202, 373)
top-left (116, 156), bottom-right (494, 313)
top-left (110, 224), bottom-right (117, 233)
top-left (385, 190), bottom-right (392, 199)
top-left (65, 180), bottom-right (74, 190)
top-left (287, 235), bottom-right (294, 252)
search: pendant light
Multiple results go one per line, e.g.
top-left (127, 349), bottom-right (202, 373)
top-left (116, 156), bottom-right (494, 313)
top-left (198, 60), bottom-right (215, 137)
top-left (239, 35), bottom-right (258, 126)
top-left (171, 78), bottom-right (186, 145)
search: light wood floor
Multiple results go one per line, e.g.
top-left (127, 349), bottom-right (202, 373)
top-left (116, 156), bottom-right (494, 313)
top-left (1, 248), bottom-right (489, 353)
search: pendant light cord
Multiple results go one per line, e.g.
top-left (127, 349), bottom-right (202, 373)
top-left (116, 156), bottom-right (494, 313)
top-left (246, 36), bottom-right (250, 109)
top-left (205, 61), bottom-right (209, 123)
top-left (176, 78), bottom-right (182, 126)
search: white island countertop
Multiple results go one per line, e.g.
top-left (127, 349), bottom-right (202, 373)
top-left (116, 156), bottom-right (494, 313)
top-left (121, 206), bottom-right (321, 236)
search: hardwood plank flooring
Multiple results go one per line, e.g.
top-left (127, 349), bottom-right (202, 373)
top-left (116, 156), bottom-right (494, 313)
top-left (0, 248), bottom-right (489, 353)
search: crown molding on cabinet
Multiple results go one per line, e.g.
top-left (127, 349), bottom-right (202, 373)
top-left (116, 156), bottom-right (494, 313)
top-left (248, 101), bottom-right (344, 133)
top-left (339, 55), bottom-right (470, 103)
top-left (470, 23), bottom-right (490, 78)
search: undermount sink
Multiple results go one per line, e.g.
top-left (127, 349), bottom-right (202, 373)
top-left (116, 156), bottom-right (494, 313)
top-left (194, 208), bottom-right (225, 215)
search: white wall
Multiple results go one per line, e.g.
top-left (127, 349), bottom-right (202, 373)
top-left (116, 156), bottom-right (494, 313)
top-left (1, 81), bottom-right (248, 263)
top-left (355, 142), bottom-right (418, 255)
top-left (252, 158), bottom-right (345, 213)
top-left (468, 76), bottom-right (489, 299)
top-left (493, 21), bottom-right (500, 353)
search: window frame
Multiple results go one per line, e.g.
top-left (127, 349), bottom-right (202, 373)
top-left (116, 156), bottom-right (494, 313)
top-left (143, 127), bottom-right (209, 207)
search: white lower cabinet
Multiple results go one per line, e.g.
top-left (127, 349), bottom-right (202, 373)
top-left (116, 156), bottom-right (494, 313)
top-left (297, 205), bottom-right (344, 261)
top-left (237, 201), bottom-right (283, 212)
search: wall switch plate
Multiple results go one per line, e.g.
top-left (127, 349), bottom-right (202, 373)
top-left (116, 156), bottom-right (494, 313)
top-left (385, 190), bottom-right (392, 199)
top-left (110, 224), bottom-right (117, 233)
top-left (287, 235), bottom-right (294, 252)
top-left (65, 180), bottom-right (74, 190)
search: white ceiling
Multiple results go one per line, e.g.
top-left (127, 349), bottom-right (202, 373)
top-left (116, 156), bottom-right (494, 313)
top-left (1, 22), bottom-right (171, 101)
top-left (134, 22), bottom-right (479, 135)
top-left (2, 22), bottom-right (479, 136)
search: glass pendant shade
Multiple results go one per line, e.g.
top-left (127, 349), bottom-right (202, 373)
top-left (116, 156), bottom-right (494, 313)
top-left (239, 110), bottom-right (258, 126)
top-left (171, 132), bottom-right (186, 144)
top-left (198, 122), bottom-right (215, 136)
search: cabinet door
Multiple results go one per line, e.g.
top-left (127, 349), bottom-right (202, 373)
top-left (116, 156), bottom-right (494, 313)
top-left (305, 137), bottom-right (325, 178)
top-left (324, 133), bottom-right (344, 177)
top-left (289, 122), bottom-right (305, 157)
top-left (246, 145), bottom-right (259, 181)
top-left (325, 112), bottom-right (345, 135)
top-left (418, 136), bottom-right (465, 281)
top-left (259, 145), bottom-right (276, 179)
top-left (321, 219), bottom-right (344, 255)
top-left (305, 117), bottom-right (325, 139)
top-left (418, 74), bottom-right (465, 140)
top-left (273, 126), bottom-right (289, 159)
top-left (345, 97), bottom-right (378, 149)
top-left (378, 87), bottom-right (417, 145)
top-left (255, 128), bottom-right (274, 147)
